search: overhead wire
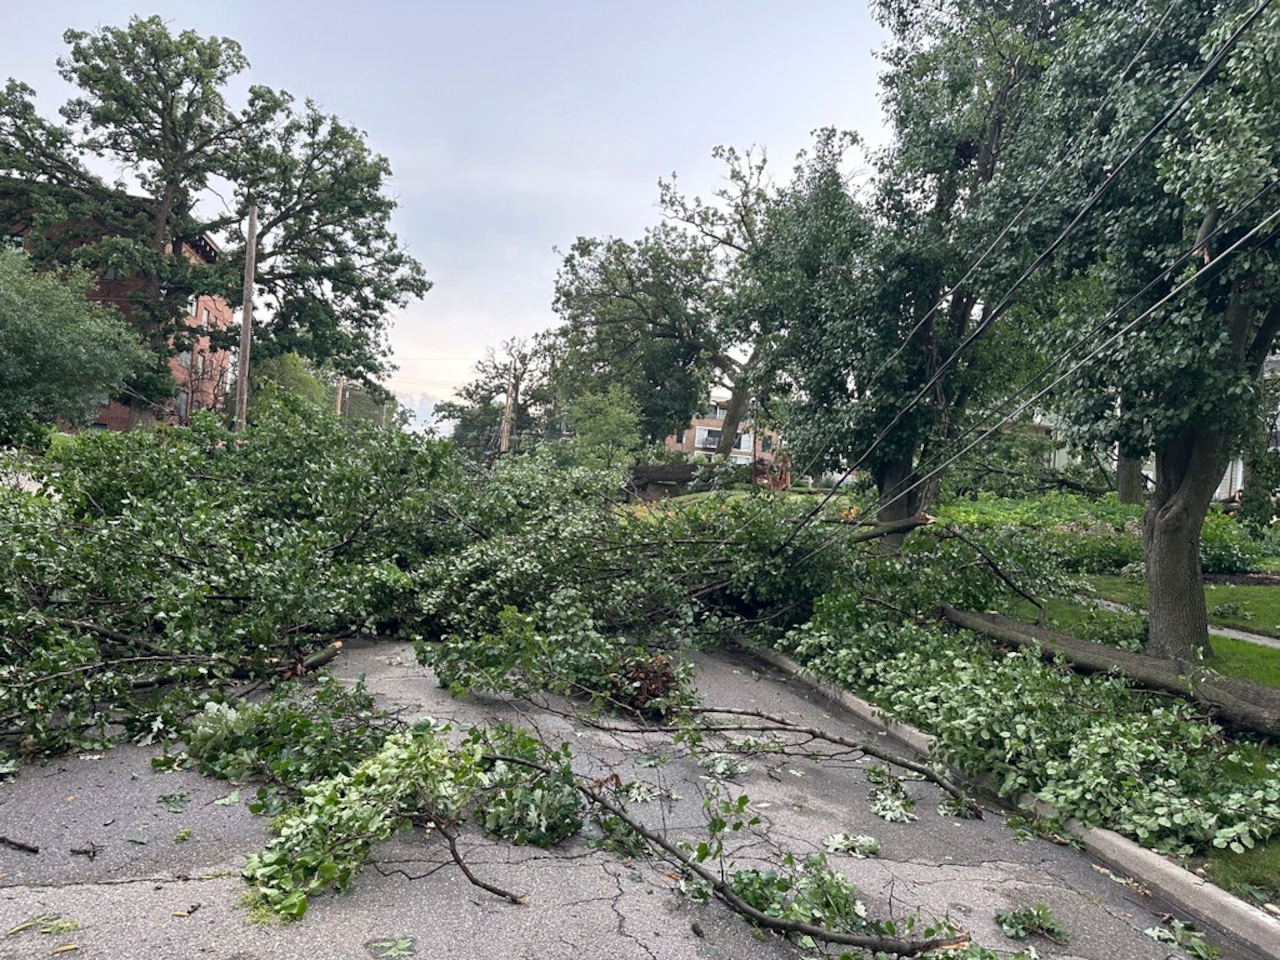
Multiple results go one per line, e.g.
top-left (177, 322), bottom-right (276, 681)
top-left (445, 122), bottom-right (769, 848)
top-left (775, 0), bottom-right (1275, 552)
top-left (787, 190), bottom-right (1280, 570)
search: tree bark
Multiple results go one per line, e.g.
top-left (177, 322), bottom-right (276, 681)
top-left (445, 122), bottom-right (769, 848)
top-left (714, 350), bottom-right (757, 459)
top-left (1144, 427), bottom-right (1228, 660)
top-left (874, 454), bottom-right (923, 553)
top-left (1117, 452), bottom-right (1145, 505)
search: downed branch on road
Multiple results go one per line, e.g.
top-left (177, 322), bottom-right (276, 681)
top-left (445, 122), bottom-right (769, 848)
top-left (499, 751), bottom-right (971, 957)
top-left (938, 604), bottom-right (1280, 738)
top-left (558, 702), bottom-right (979, 816)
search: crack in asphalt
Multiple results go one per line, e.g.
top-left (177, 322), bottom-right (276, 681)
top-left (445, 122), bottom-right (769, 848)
top-left (602, 862), bottom-right (658, 960)
top-left (1, 872), bottom-right (233, 891)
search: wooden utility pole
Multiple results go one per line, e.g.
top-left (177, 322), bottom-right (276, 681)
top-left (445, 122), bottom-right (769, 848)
top-left (233, 203), bottom-right (258, 432)
top-left (498, 359), bottom-right (516, 455)
top-left (335, 375), bottom-right (346, 418)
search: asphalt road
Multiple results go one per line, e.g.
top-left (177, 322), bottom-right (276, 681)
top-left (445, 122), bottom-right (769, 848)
top-left (0, 639), bottom-right (1261, 959)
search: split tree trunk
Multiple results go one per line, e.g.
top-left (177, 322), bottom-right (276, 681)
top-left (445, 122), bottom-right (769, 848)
top-left (714, 349), bottom-right (760, 461)
top-left (1143, 427), bottom-right (1228, 661)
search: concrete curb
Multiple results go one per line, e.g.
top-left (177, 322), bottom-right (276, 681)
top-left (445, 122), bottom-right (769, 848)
top-left (746, 645), bottom-right (1280, 960)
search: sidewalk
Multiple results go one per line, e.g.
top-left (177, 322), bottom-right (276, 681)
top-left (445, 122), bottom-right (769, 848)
top-left (0, 639), bottom-right (1265, 959)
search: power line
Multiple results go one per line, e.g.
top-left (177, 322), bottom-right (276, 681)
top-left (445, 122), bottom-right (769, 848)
top-left (776, 0), bottom-right (1275, 552)
top-left (859, 0), bottom-right (1180, 409)
top-left (788, 194), bottom-right (1280, 570)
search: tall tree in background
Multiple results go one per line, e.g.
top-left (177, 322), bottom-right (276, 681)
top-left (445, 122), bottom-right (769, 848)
top-left (435, 339), bottom-right (550, 459)
top-left (0, 16), bottom-right (427, 410)
top-left (551, 146), bottom-right (783, 454)
top-left (763, 0), bottom-right (1063, 529)
top-left (550, 226), bottom-right (717, 445)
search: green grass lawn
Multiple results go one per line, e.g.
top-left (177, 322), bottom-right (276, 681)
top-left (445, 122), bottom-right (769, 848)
top-left (1089, 575), bottom-right (1280, 639)
top-left (1205, 841), bottom-right (1280, 906)
top-left (1004, 594), bottom-right (1280, 690)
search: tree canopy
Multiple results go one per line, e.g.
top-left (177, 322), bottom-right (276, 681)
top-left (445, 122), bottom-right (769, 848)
top-left (0, 16), bottom-right (428, 407)
top-left (0, 248), bottom-right (148, 443)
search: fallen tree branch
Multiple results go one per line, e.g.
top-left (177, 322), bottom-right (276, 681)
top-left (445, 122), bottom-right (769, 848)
top-left (934, 528), bottom-right (1046, 625)
top-left (46, 617), bottom-right (176, 658)
top-left (818, 514), bottom-right (935, 546)
top-left (436, 819), bottom-right (525, 905)
top-left (489, 753), bottom-right (968, 957)
top-left (689, 707), bottom-right (979, 816)
top-left (0, 835), bottom-right (39, 854)
top-left (938, 605), bottom-right (1280, 737)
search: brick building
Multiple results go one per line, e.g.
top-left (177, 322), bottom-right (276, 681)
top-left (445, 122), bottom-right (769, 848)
top-left (90, 233), bottom-right (234, 430)
top-left (6, 181), bottom-right (235, 431)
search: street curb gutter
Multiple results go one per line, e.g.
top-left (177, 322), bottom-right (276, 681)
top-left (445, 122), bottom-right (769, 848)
top-left (746, 645), bottom-right (1280, 960)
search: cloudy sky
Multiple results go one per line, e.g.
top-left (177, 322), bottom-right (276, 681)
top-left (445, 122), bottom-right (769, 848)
top-left (3, 1), bottom-right (889, 417)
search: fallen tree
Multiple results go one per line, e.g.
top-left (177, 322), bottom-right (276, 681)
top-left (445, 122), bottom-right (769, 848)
top-left (938, 604), bottom-right (1280, 738)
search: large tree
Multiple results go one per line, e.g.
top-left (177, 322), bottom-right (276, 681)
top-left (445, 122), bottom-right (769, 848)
top-left (0, 16), bottom-right (427, 408)
top-left (435, 338), bottom-right (551, 459)
top-left (551, 146), bottom-right (782, 454)
top-left (762, 0), bottom-right (1063, 527)
top-left (1037, 0), bottom-right (1280, 659)
top-left (0, 249), bottom-right (148, 442)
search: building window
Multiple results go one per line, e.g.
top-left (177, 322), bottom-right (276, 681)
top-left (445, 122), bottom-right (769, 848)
top-left (196, 352), bottom-right (206, 376)
top-left (201, 307), bottom-right (210, 325)
top-left (8, 234), bottom-right (26, 250)
top-left (177, 350), bottom-right (191, 368)
top-left (761, 435), bottom-right (773, 453)
top-left (675, 431), bottom-right (685, 445)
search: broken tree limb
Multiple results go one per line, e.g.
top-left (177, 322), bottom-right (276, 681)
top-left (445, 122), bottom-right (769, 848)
top-left (934, 528), bottom-right (1047, 625)
top-left (437, 820), bottom-right (525, 905)
top-left (0, 835), bottom-right (39, 854)
top-left (821, 514), bottom-right (934, 545)
top-left (689, 707), bottom-right (979, 817)
top-left (489, 753), bottom-right (969, 957)
top-left (938, 605), bottom-right (1280, 737)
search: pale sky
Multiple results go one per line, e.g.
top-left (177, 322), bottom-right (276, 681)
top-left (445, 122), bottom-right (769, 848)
top-left (1, 1), bottom-right (888, 417)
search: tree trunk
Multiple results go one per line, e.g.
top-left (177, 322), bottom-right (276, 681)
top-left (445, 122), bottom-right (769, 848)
top-left (1117, 452), bottom-right (1145, 504)
top-left (874, 455), bottom-right (923, 553)
top-left (711, 353), bottom-right (757, 458)
top-left (1143, 427), bottom-right (1228, 660)
top-left (939, 606), bottom-right (1280, 738)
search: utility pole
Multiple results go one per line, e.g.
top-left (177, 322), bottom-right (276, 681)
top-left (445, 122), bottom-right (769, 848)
top-left (335, 375), bottom-right (346, 418)
top-left (233, 203), bottom-right (258, 432)
top-left (498, 359), bottom-right (516, 455)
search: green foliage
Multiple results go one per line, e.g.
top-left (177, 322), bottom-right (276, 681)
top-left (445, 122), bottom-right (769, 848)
top-left (250, 353), bottom-right (329, 412)
top-left (182, 676), bottom-right (402, 813)
top-left (0, 16), bottom-right (427, 385)
top-left (1143, 917), bottom-right (1221, 960)
top-left (0, 250), bottom-right (147, 443)
top-left (994, 903), bottom-right (1069, 944)
top-left (0, 400), bottom-right (447, 757)
top-left (782, 590), bottom-right (1280, 857)
top-left (1201, 510), bottom-right (1263, 574)
top-left (937, 493), bottom-right (1263, 575)
top-left (471, 726), bottom-right (584, 847)
top-left (415, 456), bottom-right (860, 703)
top-left (243, 722), bottom-right (458, 919)
top-left (563, 385), bottom-right (643, 469)
top-left (241, 720), bottom-right (585, 919)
